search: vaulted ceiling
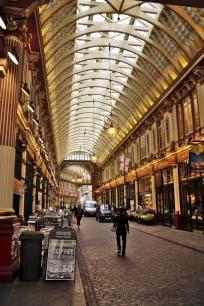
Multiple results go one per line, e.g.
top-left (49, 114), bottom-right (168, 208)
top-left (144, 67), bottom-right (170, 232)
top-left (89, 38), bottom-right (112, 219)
top-left (39, 0), bottom-right (204, 165)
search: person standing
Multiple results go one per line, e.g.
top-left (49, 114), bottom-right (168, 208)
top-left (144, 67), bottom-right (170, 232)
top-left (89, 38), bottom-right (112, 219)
top-left (114, 207), bottom-right (129, 256)
top-left (75, 204), bottom-right (83, 229)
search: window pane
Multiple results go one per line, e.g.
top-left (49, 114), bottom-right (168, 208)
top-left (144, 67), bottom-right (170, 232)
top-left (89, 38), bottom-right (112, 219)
top-left (165, 117), bottom-right (170, 144)
top-left (140, 135), bottom-right (146, 159)
top-left (158, 120), bottom-right (165, 150)
top-left (192, 91), bottom-right (199, 129)
top-left (184, 96), bottom-right (193, 135)
top-left (153, 128), bottom-right (156, 152)
top-left (178, 104), bottom-right (184, 138)
top-left (146, 134), bottom-right (150, 156)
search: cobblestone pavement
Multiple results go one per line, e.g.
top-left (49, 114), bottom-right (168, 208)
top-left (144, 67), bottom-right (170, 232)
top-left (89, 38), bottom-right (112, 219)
top-left (76, 218), bottom-right (204, 306)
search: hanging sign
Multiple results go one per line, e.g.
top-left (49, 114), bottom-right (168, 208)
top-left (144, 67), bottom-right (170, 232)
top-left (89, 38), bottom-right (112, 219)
top-left (46, 227), bottom-right (77, 281)
top-left (189, 145), bottom-right (204, 172)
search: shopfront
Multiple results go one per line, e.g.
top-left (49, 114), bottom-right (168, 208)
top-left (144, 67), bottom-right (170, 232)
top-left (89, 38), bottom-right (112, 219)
top-left (111, 188), bottom-right (116, 206)
top-left (155, 168), bottom-right (175, 227)
top-left (118, 185), bottom-right (124, 207)
top-left (138, 176), bottom-right (152, 210)
top-left (126, 182), bottom-right (135, 210)
top-left (179, 161), bottom-right (204, 232)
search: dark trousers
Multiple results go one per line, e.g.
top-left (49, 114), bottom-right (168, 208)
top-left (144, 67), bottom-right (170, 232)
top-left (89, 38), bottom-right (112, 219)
top-left (76, 216), bottom-right (82, 226)
top-left (116, 231), bottom-right (126, 253)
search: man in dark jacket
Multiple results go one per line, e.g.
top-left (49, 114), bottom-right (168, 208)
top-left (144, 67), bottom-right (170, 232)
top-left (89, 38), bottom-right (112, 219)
top-left (114, 207), bottom-right (129, 256)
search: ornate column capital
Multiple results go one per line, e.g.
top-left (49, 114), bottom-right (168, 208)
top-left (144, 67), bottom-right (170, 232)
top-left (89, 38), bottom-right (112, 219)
top-left (193, 66), bottom-right (204, 85)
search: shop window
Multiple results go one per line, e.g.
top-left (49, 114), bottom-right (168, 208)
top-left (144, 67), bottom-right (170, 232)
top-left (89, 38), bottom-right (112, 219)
top-left (183, 96), bottom-right (193, 135)
top-left (178, 104), bottom-right (184, 139)
top-left (165, 117), bottom-right (171, 144)
top-left (146, 134), bottom-right (150, 156)
top-left (192, 90), bottom-right (200, 129)
top-left (152, 128), bottom-right (156, 152)
top-left (140, 134), bottom-right (146, 159)
top-left (136, 142), bottom-right (140, 161)
top-left (131, 145), bottom-right (134, 164)
top-left (158, 119), bottom-right (165, 150)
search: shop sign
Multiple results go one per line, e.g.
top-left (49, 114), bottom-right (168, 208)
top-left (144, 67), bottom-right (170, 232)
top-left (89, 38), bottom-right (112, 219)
top-left (189, 145), bottom-right (204, 172)
top-left (155, 156), bottom-right (176, 170)
top-left (116, 176), bottom-right (125, 185)
top-left (13, 179), bottom-right (25, 196)
top-left (137, 166), bottom-right (153, 178)
top-left (177, 150), bottom-right (189, 163)
top-left (46, 227), bottom-right (77, 281)
top-left (110, 181), bottom-right (117, 188)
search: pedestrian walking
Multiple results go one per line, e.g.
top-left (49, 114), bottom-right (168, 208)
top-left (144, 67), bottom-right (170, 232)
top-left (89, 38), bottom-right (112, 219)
top-left (65, 204), bottom-right (74, 227)
top-left (114, 207), bottom-right (129, 256)
top-left (75, 204), bottom-right (83, 229)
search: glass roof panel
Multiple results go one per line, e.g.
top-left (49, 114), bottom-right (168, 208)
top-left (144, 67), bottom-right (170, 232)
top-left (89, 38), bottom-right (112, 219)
top-left (40, 0), bottom-right (204, 166)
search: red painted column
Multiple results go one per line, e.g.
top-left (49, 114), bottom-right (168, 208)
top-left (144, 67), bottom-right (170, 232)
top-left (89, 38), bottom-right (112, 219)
top-left (0, 36), bottom-right (23, 282)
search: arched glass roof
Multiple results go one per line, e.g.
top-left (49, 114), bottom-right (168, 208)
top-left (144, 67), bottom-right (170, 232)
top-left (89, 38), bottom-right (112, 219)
top-left (61, 165), bottom-right (91, 181)
top-left (39, 0), bottom-right (204, 165)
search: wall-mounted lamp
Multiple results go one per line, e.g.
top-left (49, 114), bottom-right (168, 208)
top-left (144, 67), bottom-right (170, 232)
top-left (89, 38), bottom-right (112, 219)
top-left (27, 101), bottom-right (35, 113)
top-left (33, 115), bottom-right (39, 126)
top-left (8, 47), bottom-right (19, 65)
top-left (21, 82), bottom-right (30, 96)
top-left (0, 16), bottom-right (7, 30)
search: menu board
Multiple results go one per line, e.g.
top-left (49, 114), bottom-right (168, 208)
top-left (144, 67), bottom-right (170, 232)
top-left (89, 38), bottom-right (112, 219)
top-left (46, 228), bottom-right (76, 281)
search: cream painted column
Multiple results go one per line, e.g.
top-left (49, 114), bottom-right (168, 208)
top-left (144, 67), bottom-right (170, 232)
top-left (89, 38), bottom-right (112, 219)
top-left (124, 184), bottom-right (127, 207)
top-left (135, 180), bottom-right (139, 211)
top-left (0, 36), bottom-right (23, 210)
top-left (173, 165), bottom-right (181, 213)
top-left (19, 149), bottom-right (27, 219)
top-left (151, 174), bottom-right (157, 211)
top-left (32, 167), bottom-right (37, 214)
top-left (115, 187), bottom-right (118, 208)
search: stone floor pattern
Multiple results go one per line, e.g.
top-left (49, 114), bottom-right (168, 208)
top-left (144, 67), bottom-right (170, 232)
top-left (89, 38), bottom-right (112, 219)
top-left (77, 218), bottom-right (204, 306)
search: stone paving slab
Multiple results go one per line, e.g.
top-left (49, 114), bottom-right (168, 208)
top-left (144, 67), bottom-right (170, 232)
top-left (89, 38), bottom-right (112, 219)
top-left (0, 264), bottom-right (86, 306)
top-left (129, 222), bottom-right (204, 252)
top-left (75, 218), bottom-right (204, 306)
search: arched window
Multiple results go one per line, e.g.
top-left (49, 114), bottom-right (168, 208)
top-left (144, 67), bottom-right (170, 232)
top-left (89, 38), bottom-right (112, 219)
top-left (146, 134), bottom-right (150, 156)
top-left (137, 142), bottom-right (140, 161)
top-left (165, 117), bottom-right (170, 144)
top-left (152, 128), bottom-right (156, 152)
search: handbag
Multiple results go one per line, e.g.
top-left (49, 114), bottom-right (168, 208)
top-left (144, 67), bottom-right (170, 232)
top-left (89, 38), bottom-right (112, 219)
top-left (111, 223), bottom-right (118, 232)
top-left (72, 216), bottom-right (76, 224)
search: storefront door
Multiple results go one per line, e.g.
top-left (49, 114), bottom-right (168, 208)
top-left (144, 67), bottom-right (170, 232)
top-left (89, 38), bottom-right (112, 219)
top-left (180, 179), bottom-right (204, 232)
top-left (156, 185), bottom-right (174, 227)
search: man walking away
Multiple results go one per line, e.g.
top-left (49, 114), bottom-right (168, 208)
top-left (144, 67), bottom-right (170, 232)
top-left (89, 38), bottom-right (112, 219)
top-left (115, 207), bottom-right (129, 256)
top-left (75, 204), bottom-right (83, 229)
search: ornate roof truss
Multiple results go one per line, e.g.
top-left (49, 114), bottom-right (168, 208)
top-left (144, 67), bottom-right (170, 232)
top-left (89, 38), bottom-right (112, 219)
top-left (39, 0), bottom-right (204, 165)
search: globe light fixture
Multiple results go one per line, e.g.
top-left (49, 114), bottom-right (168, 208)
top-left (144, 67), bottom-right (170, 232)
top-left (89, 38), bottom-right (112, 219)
top-left (82, 170), bottom-right (86, 177)
top-left (91, 153), bottom-right (97, 163)
top-left (104, 43), bottom-right (119, 138)
top-left (104, 122), bottom-right (118, 138)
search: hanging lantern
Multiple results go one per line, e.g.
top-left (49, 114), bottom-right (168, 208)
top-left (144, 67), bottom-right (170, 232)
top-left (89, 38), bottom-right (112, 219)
top-left (91, 153), bottom-right (97, 163)
top-left (82, 170), bottom-right (86, 177)
top-left (104, 122), bottom-right (118, 138)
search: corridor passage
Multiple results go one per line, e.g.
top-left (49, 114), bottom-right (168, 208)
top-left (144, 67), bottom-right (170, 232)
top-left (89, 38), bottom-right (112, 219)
top-left (77, 218), bottom-right (204, 306)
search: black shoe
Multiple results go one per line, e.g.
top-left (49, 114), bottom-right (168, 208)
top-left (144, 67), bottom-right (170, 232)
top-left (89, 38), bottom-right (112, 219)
top-left (122, 252), bottom-right (125, 256)
top-left (118, 249), bottom-right (121, 254)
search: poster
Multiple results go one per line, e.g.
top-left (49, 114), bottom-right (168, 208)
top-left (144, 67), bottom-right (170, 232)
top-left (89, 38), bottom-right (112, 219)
top-left (46, 228), bottom-right (76, 281)
top-left (189, 146), bottom-right (204, 171)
